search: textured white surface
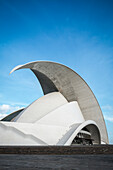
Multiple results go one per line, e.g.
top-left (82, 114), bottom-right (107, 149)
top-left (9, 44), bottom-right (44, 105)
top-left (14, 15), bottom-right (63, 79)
top-left (0, 121), bottom-right (69, 145)
top-left (0, 122), bottom-right (46, 145)
top-left (0, 99), bottom-right (88, 145)
top-left (37, 101), bottom-right (85, 126)
top-left (15, 92), bottom-right (67, 123)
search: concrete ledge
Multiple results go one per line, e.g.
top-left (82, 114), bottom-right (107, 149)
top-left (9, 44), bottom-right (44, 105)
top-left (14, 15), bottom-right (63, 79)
top-left (0, 145), bottom-right (113, 155)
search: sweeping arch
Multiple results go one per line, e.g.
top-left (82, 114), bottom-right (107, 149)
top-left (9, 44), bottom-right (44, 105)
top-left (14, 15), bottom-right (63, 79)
top-left (10, 61), bottom-right (108, 144)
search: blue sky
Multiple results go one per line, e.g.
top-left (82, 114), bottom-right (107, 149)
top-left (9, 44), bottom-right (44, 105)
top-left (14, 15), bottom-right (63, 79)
top-left (0, 0), bottom-right (113, 143)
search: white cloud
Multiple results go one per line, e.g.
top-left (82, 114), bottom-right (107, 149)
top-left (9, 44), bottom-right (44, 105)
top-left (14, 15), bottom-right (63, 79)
top-left (0, 104), bottom-right (24, 120)
top-left (0, 113), bottom-right (8, 120)
top-left (0, 104), bottom-right (11, 114)
top-left (102, 105), bottom-right (113, 122)
top-left (102, 105), bottom-right (113, 111)
top-left (104, 116), bottom-right (113, 122)
top-left (10, 102), bottom-right (28, 106)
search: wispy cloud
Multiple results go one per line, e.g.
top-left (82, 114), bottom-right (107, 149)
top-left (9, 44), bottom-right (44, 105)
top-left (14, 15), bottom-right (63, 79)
top-left (102, 104), bottom-right (113, 122)
top-left (0, 104), bottom-right (23, 119)
top-left (5, 102), bottom-right (28, 107)
top-left (0, 113), bottom-right (8, 120)
top-left (102, 105), bottom-right (113, 111)
top-left (104, 116), bottom-right (113, 122)
top-left (0, 104), bottom-right (11, 114)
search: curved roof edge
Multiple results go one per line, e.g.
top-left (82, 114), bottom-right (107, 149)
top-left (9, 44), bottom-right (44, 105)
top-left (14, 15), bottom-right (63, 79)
top-left (10, 61), bottom-right (109, 144)
top-left (57, 120), bottom-right (101, 145)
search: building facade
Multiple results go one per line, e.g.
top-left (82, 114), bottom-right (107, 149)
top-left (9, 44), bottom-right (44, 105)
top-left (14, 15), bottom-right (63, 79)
top-left (0, 61), bottom-right (109, 145)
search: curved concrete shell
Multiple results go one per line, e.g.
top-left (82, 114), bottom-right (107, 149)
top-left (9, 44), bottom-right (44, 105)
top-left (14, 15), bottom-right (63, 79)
top-left (14, 92), bottom-right (68, 123)
top-left (0, 61), bottom-right (108, 145)
top-left (10, 61), bottom-right (108, 144)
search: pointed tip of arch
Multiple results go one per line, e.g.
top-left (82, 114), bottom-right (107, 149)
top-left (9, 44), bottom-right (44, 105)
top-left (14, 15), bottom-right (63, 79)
top-left (9, 65), bottom-right (23, 75)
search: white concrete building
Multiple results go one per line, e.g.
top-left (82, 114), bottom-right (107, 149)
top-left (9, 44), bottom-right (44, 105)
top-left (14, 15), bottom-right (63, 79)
top-left (0, 61), bottom-right (109, 145)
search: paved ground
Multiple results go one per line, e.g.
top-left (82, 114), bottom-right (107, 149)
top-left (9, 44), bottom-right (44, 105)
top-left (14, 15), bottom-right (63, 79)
top-left (0, 146), bottom-right (113, 169)
top-left (0, 154), bottom-right (113, 169)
